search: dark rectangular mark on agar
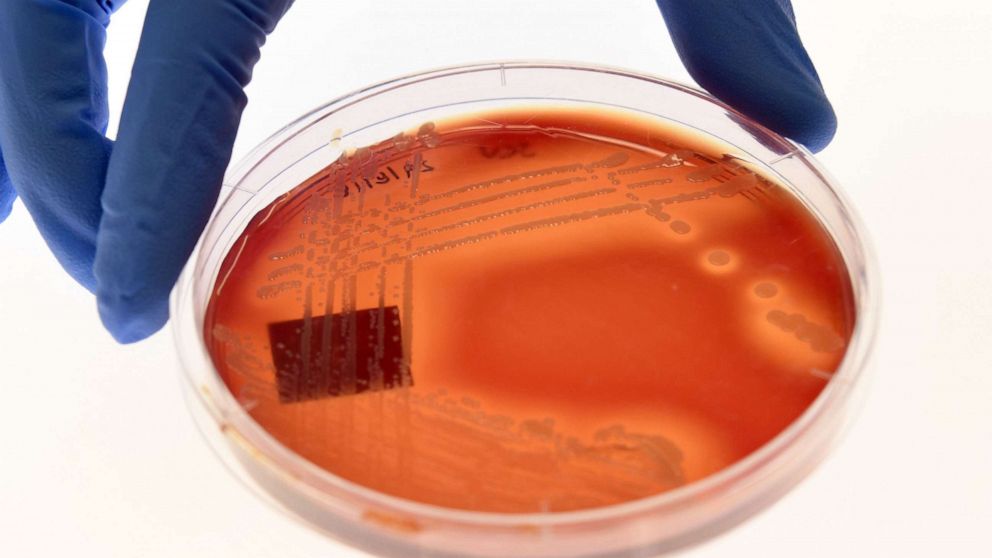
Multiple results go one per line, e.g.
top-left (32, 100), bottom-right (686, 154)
top-left (269, 306), bottom-right (409, 403)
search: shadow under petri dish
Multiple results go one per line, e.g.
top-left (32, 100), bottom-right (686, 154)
top-left (203, 106), bottom-right (856, 514)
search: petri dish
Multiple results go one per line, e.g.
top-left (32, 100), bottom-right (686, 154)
top-left (171, 62), bottom-right (878, 557)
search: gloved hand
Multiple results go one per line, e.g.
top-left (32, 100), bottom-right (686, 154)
top-left (0, 0), bottom-right (836, 344)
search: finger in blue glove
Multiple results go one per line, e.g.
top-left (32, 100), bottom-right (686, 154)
top-left (656, 0), bottom-right (837, 151)
top-left (94, 0), bottom-right (293, 343)
top-left (0, 0), bottom-right (118, 290)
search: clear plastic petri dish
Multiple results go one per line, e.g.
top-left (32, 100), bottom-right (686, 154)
top-left (171, 62), bottom-right (878, 557)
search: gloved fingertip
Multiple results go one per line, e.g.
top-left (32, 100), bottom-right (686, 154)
top-left (687, 51), bottom-right (837, 152)
top-left (789, 95), bottom-right (837, 153)
top-left (97, 289), bottom-right (169, 344)
top-left (722, 75), bottom-right (838, 153)
top-left (0, 193), bottom-right (14, 223)
top-left (0, 158), bottom-right (13, 223)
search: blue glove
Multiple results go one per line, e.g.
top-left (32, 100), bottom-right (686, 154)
top-left (655, 0), bottom-right (836, 151)
top-left (0, 0), bottom-right (835, 344)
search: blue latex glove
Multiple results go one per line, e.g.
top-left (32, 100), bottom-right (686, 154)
top-left (0, 0), bottom-right (835, 344)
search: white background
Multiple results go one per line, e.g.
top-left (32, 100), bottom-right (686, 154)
top-left (1, 1), bottom-right (990, 556)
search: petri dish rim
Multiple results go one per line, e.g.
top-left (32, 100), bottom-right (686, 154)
top-left (171, 61), bottom-right (879, 534)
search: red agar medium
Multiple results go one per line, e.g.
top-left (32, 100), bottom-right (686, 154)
top-left (204, 106), bottom-right (855, 513)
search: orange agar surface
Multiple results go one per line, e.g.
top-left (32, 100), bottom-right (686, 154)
top-left (205, 107), bottom-right (855, 513)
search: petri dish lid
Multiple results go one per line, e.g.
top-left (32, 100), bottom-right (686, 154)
top-left (171, 61), bottom-right (878, 558)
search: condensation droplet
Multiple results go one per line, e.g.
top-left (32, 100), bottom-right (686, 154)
top-left (754, 282), bottom-right (778, 298)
